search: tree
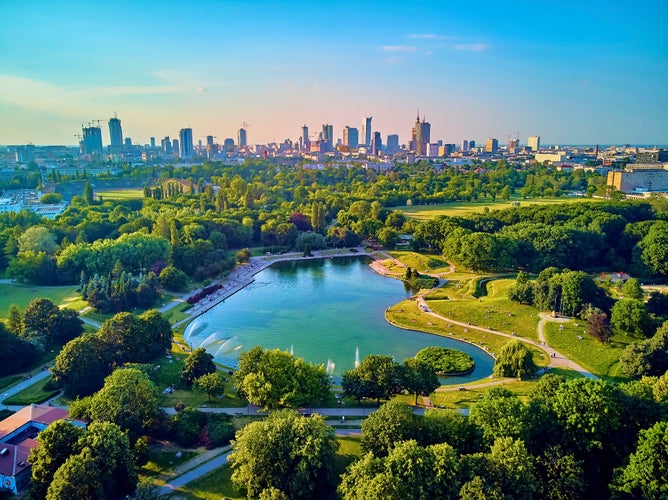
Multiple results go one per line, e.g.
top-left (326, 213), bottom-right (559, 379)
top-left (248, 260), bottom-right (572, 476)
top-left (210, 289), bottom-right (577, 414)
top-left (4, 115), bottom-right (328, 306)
top-left (21, 297), bottom-right (82, 348)
top-left (228, 409), bottom-right (338, 499)
top-left (469, 387), bottom-right (528, 444)
top-left (342, 354), bottom-right (401, 405)
top-left (0, 322), bottom-right (36, 375)
top-left (611, 299), bottom-right (654, 337)
top-left (159, 265), bottom-right (188, 291)
top-left (83, 180), bottom-right (94, 205)
top-left (582, 306), bottom-right (611, 343)
top-left (29, 420), bottom-right (86, 498)
top-left (6, 303), bottom-right (22, 336)
top-left (534, 446), bottom-right (585, 500)
top-left (622, 278), bottom-right (644, 300)
top-left (22, 297), bottom-right (59, 340)
top-left (234, 346), bottom-right (330, 409)
top-left (360, 401), bottom-right (422, 457)
top-left (194, 371), bottom-right (226, 402)
top-left (236, 247), bottom-right (251, 264)
top-left (637, 222), bottom-right (668, 275)
top-left (492, 340), bottom-right (537, 379)
top-left (611, 421), bottom-right (668, 499)
top-left (181, 347), bottom-right (216, 386)
top-left (46, 450), bottom-right (104, 500)
top-left (423, 408), bottom-right (484, 454)
top-left (77, 368), bottom-right (161, 439)
top-left (619, 322), bottom-right (668, 378)
top-left (18, 226), bottom-right (57, 255)
top-left (51, 334), bottom-right (112, 397)
top-left (400, 357), bottom-right (440, 405)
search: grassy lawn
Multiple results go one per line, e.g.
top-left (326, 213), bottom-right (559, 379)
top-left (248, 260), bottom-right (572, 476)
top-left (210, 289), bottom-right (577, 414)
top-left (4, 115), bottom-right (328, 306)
top-left (96, 189), bottom-right (145, 200)
top-left (428, 380), bottom-right (538, 409)
top-left (140, 447), bottom-right (200, 480)
top-left (395, 196), bottom-right (603, 221)
top-left (0, 284), bottom-right (80, 318)
top-left (3, 376), bottom-right (59, 405)
top-left (544, 320), bottom-right (633, 381)
top-left (0, 375), bottom-right (24, 394)
top-left (424, 278), bottom-right (540, 340)
top-left (387, 251), bottom-right (452, 275)
top-left (162, 302), bottom-right (193, 324)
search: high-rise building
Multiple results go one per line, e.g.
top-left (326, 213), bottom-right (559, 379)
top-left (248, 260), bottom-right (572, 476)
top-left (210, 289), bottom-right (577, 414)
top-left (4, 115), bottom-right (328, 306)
top-left (302, 125), bottom-right (310, 150)
top-left (411, 113), bottom-right (431, 155)
top-left (124, 137), bottom-right (132, 146)
top-left (461, 140), bottom-right (470, 152)
top-left (343, 126), bottom-right (359, 148)
top-left (82, 126), bottom-right (103, 155)
top-left (161, 136), bottom-right (172, 154)
top-left (321, 124), bottom-right (334, 152)
top-left (485, 138), bottom-right (499, 153)
top-left (363, 117), bottom-right (372, 147)
top-left (150, 137), bottom-right (156, 149)
top-left (386, 134), bottom-right (399, 154)
top-left (206, 135), bottom-right (214, 148)
top-left (172, 139), bottom-right (179, 153)
top-left (528, 135), bottom-right (540, 151)
top-left (179, 128), bottom-right (193, 157)
top-left (371, 131), bottom-right (382, 156)
top-left (238, 128), bottom-right (247, 148)
top-left (223, 138), bottom-right (235, 153)
top-left (108, 115), bottom-right (123, 152)
top-left (508, 138), bottom-right (519, 153)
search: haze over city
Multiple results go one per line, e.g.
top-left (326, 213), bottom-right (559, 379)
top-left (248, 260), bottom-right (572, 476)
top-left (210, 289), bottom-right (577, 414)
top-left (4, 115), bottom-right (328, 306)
top-left (1, 0), bottom-right (666, 146)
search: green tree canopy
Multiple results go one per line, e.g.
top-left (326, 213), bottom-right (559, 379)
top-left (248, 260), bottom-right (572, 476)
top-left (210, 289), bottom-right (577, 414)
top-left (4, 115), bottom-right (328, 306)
top-left (492, 340), bottom-right (537, 379)
top-left (181, 347), bottom-right (216, 386)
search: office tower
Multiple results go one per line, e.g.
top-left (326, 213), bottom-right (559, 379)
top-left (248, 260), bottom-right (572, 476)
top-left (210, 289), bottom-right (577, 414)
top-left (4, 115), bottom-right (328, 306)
top-left (162, 136), bottom-right (172, 154)
top-left (124, 138), bottom-right (132, 146)
top-left (485, 138), bottom-right (499, 153)
top-left (238, 128), bottom-right (247, 148)
top-left (528, 135), bottom-right (540, 151)
top-left (172, 139), bottom-right (179, 153)
top-left (371, 132), bottom-right (382, 156)
top-left (386, 134), bottom-right (399, 154)
top-left (82, 126), bottom-right (103, 155)
top-left (461, 140), bottom-right (470, 152)
top-left (508, 138), bottom-right (519, 153)
top-left (179, 128), bottom-right (193, 157)
top-left (343, 126), bottom-right (359, 148)
top-left (302, 125), bottom-right (310, 150)
top-left (411, 113), bottom-right (431, 155)
top-left (108, 114), bottom-right (123, 152)
top-left (150, 137), bottom-right (156, 148)
top-left (363, 117), bottom-right (372, 147)
top-left (320, 124), bottom-right (333, 152)
top-left (206, 135), bottom-right (214, 148)
top-left (223, 138), bottom-right (235, 153)
top-left (469, 140), bottom-right (476, 148)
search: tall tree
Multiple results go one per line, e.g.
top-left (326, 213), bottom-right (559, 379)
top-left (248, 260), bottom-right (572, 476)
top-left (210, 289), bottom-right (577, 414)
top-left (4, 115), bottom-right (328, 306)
top-left (83, 180), bottom-right (94, 205)
top-left (181, 347), bottom-right (216, 386)
top-left (400, 357), bottom-right (440, 405)
top-left (492, 340), bottom-right (537, 379)
top-left (360, 401), bottom-right (422, 457)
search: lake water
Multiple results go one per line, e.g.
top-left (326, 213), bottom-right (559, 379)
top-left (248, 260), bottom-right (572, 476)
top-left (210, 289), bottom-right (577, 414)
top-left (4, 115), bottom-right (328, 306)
top-left (184, 256), bottom-right (494, 384)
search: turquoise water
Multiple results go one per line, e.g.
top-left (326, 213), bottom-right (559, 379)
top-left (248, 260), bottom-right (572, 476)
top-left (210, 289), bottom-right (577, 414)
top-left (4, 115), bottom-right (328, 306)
top-left (185, 257), bottom-right (494, 384)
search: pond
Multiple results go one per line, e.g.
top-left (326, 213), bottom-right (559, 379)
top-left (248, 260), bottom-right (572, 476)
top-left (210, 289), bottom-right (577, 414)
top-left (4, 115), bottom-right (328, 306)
top-left (184, 256), bottom-right (494, 384)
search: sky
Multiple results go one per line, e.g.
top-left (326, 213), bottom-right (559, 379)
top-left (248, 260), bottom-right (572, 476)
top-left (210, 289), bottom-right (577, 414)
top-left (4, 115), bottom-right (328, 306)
top-left (1, 0), bottom-right (667, 147)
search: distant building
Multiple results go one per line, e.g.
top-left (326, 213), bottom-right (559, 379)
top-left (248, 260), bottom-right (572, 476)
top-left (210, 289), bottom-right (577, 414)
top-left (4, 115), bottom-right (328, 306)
top-left (223, 138), bottom-right (235, 153)
top-left (371, 131), bottom-right (382, 156)
top-left (363, 117), bottom-right (372, 147)
top-left (386, 134), bottom-right (399, 154)
top-left (172, 138), bottom-right (179, 154)
top-left (0, 404), bottom-right (86, 495)
top-left (82, 127), bottom-right (103, 155)
top-left (508, 138), bottom-right (519, 154)
top-left (607, 165), bottom-right (668, 193)
top-left (535, 152), bottom-right (567, 163)
top-left (485, 138), bottom-right (498, 153)
top-left (411, 113), bottom-right (430, 155)
top-left (343, 126), bottom-right (359, 148)
top-left (238, 128), bottom-right (247, 148)
top-left (124, 137), bottom-right (132, 147)
top-left (461, 140), bottom-right (470, 152)
top-left (108, 115), bottom-right (123, 152)
top-left (321, 124), bottom-right (334, 152)
top-left (528, 135), bottom-right (540, 151)
top-left (427, 143), bottom-right (440, 157)
top-left (302, 125), bottom-right (310, 150)
top-left (15, 145), bottom-right (35, 164)
top-left (636, 149), bottom-right (668, 164)
top-left (179, 128), bottom-right (193, 157)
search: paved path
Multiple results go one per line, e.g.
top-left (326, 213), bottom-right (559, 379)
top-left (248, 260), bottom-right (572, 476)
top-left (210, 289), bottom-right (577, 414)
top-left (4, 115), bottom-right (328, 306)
top-left (1, 367), bottom-right (52, 404)
top-left (158, 449), bottom-right (232, 496)
top-left (414, 295), bottom-right (598, 379)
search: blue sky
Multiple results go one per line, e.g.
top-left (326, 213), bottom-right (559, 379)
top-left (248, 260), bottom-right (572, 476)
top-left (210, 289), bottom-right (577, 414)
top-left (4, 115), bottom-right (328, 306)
top-left (1, 0), bottom-right (666, 146)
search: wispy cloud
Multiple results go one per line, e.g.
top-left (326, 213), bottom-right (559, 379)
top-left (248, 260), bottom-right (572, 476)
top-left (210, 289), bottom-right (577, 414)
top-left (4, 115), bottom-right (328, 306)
top-left (408, 33), bottom-right (453, 40)
top-left (454, 43), bottom-right (490, 52)
top-left (380, 45), bottom-right (416, 52)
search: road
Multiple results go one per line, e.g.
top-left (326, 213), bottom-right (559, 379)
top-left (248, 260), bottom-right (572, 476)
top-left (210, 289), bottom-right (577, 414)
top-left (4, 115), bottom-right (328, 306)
top-left (1, 367), bottom-right (52, 405)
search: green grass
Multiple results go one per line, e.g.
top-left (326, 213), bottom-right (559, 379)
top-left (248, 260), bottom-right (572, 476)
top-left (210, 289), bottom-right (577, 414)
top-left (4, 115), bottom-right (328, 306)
top-left (387, 251), bottom-right (452, 275)
top-left (425, 278), bottom-right (540, 340)
top-left (543, 320), bottom-right (633, 380)
top-left (0, 284), bottom-right (80, 319)
top-left (3, 376), bottom-right (59, 405)
top-left (162, 302), bottom-right (193, 324)
top-left (96, 189), bottom-right (145, 200)
top-left (140, 448), bottom-right (200, 480)
top-left (428, 380), bottom-right (538, 408)
top-left (395, 196), bottom-right (604, 221)
top-left (0, 375), bottom-right (24, 393)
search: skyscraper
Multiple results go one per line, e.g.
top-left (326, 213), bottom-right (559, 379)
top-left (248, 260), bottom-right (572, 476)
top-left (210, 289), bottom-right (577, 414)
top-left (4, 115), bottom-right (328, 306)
top-left (321, 124), bottom-right (334, 152)
top-left (302, 125), bottom-right (310, 150)
top-left (238, 128), bottom-right (247, 148)
top-left (528, 135), bottom-right (541, 151)
top-left (343, 126), bottom-right (359, 148)
top-left (82, 126), bottom-right (103, 155)
top-left (363, 117), bottom-right (372, 147)
top-left (411, 113), bottom-right (430, 155)
top-left (108, 114), bottom-right (123, 152)
top-left (179, 128), bottom-right (193, 158)
top-left (150, 137), bottom-right (156, 148)
top-left (162, 136), bottom-right (172, 155)
top-left (485, 138), bottom-right (499, 153)
top-left (386, 134), bottom-right (399, 154)
top-left (371, 132), bottom-right (382, 156)
top-left (223, 138), bottom-right (235, 153)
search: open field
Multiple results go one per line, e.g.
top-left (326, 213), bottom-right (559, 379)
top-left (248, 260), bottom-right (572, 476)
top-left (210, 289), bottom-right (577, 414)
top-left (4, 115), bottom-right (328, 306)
top-left (543, 320), bottom-right (633, 380)
top-left (141, 448), bottom-right (199, 480)
top-left (424, 278), bottom-right (540, 340)
top-left (394, 196), bottom-right (603, 220)
top-left (96, 188), bottom-right (145, 200)
top-left (0, 284), bottom-right (80, 318)
top-left (387, 251), bottom-right (452, 275)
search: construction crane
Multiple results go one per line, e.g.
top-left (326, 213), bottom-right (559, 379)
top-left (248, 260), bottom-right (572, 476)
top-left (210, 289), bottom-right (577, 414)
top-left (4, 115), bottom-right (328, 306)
top-left (241, 121), bottom-right (251, 131)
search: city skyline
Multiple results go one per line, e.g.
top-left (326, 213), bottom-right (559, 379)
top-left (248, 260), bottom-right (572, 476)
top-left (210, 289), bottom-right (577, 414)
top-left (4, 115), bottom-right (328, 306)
top-left (1, 0), bottom-right (666, 146)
